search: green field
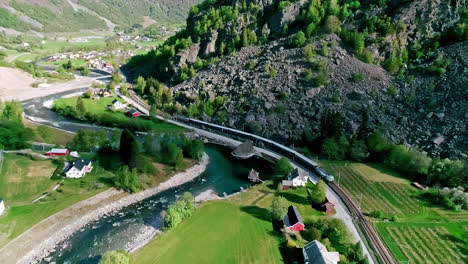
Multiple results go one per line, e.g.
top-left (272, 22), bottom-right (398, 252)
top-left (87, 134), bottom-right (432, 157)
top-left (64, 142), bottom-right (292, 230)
top-left (23, 118), bottom-right (75, 146)
top-left (41, 58), bottom-right (88, 68)
top-left (53, 95), bottom-right (184, 133)
top-left (321, 161), bottom-right (468, 264)
top-left (132, 184), bottom-right (325, 263)
top-left (0, 153), bottom-right (56, 206)
top-left (0, 154), bottom-right (114, 247)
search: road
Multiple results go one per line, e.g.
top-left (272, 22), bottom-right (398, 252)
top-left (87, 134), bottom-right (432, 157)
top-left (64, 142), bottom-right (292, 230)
top-left (118, 89), bottom-right (378, 264)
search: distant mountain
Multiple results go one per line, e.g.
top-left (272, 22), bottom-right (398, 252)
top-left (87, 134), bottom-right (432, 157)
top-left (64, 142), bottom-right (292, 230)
top-left (0, 0), bottom-right (201, 33)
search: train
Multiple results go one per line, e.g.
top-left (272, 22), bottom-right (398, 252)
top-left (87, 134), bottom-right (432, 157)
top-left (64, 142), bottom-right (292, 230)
top-left (174, 115), bottom-right (335, 182)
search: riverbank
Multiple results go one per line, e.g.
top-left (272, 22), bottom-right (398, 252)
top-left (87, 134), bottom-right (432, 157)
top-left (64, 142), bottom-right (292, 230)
top-left (0, 154), bottom-right (209, 264)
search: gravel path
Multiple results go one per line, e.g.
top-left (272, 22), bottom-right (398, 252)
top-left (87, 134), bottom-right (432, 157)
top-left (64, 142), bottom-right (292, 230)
top-left (0, 154), bottom-right (209, 264)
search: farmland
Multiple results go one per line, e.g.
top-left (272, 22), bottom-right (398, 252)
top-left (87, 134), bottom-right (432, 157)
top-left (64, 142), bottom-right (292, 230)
top-left (321, 161), bottom-right (468, 264)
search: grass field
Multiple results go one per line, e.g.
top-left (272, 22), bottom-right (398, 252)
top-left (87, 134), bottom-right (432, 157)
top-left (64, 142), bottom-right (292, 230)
top-left (0, 155), bottom-right (114, 247)
top-left (0, 153), bottom-right (56, 206)
top-left (23, 118), bottom-right (75, 146)
top-left (321, 160), bottom-right (468, 264)
top-left (41, 58), bottom-right (88, 67)
top-left (53, 95), bottom-right (185, 133)
top-left (132, 184), bottom-right (325, 263)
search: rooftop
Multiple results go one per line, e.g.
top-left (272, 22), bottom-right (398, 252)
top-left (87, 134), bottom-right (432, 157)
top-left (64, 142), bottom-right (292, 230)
top-left (303, 240), bottom-right (340, 264)
top-left (283, 205), bottom-right (304, 227)
top-left (232, 140), bottom-right (255, 159)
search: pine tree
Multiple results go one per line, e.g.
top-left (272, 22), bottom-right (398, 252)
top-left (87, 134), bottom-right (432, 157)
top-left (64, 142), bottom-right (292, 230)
top-left (76, 97), bottom-right (86, 118)
top-left (119, 129), bottom-right (140, 169)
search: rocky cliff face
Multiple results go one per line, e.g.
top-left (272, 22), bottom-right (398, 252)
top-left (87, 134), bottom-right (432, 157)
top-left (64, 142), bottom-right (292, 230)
top-left (128, 0), bottom-right (467, 157)
top-left (172, 33), bottom-right (467, 157)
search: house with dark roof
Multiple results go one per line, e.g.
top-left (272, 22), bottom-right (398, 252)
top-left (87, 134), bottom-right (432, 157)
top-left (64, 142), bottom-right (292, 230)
top-left (283, 205), bottom-right (305, 232)
top-left (303, 240), bottom-right (340, 264)
top-left (127, 109), bottom-right (141, 118)
top-left (64, 159), bottom-right (93, 178)
top-left (0, 198), bottom-right (5, 215)
top-left (231, 140), bottom-right (256, 159)
top-left (282, 168), bottom-right (310, 189)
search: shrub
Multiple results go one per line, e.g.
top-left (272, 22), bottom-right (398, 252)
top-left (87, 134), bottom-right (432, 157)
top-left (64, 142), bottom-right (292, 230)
top-left (357, 49), bottom-right (374, 63)
top-left (324, 16), bottom-right (341, 33)
top-left (350, 72), bottom-right (364, 83)
top-left (303, 44), bottom-right (315, 62)
top-left (99, 250), bottom-right (130, 264)
top-left (289, 31), bottom-right (307, 47)
top-left (305, 22), bottom-right (317, 37)
top-left (278, 1), bottom-right (291, 9)
top-left (248, 59), bottom-right (257, 70)
top-left (369, 210), bottom-right (385, 219)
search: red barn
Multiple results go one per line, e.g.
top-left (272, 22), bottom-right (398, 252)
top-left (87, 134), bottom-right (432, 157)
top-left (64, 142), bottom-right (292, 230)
top-left (46, 148), bottom-right (69, 156)
top-left (283, 205), bottom-right (305, 232)
top-left (127, 109), bottom-right (141, 118)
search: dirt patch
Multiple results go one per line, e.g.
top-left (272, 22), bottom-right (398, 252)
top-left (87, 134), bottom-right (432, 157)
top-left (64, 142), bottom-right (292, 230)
top-left (0, 67), bottom-right (35, 97)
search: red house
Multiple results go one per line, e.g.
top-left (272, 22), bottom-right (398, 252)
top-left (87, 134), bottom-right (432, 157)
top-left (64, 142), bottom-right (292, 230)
top-left (127, 109), bottom-right (141, 118)
top-left (283, 205), bottom-right (305, 232)
top-left (46, 148), bottom-right (70, 156)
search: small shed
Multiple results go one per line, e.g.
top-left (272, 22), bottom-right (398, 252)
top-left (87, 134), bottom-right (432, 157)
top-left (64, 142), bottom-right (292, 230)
top-left (231, 140), bottom-right (256, 159)
top-left (320, 200), bottom-right (335, 215)
top-left (248, 169), bottom-right (260, 182)
top-left (46, 148), bottom-right (69, 156)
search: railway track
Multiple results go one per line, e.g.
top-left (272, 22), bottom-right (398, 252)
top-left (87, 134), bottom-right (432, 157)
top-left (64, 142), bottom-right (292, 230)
top-left (329, 183), bottom-right (397, 264)
top-left (125, 88), bottom-right (398, 264)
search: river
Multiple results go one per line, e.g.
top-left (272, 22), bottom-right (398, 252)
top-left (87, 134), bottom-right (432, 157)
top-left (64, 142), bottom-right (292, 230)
top-left (40, 145), bottom-right (273, 263)
top-left (21, 85), bottom-right (275, 264)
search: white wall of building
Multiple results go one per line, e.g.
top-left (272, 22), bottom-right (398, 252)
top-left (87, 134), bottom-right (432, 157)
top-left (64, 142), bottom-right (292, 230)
top-left (0, 200), bottom-right (5, 215)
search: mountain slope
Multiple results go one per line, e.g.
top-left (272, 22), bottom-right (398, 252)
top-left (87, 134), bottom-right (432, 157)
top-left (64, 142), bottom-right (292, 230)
top-left (0, 0), bottom-right (201, 33)
top-left (125, 0), bottom-right (467, 157)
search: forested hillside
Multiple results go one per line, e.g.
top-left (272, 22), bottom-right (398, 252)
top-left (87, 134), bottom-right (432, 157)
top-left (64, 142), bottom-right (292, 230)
top-left (0, 0), bottom-right (201, 32)
top-left (125, 0), bottom-right (467, 163)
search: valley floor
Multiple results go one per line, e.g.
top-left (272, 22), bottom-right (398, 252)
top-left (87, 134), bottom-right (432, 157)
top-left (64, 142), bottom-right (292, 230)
top-left (132, 183), bottom-right (327, 264)
top-left (0, 153), bottom-right (209, 264)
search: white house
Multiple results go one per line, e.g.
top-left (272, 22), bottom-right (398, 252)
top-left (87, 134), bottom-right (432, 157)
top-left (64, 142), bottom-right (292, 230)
top-left (111, 99), bottom-right (126, 110)
top-left (303, 240), bottom-right (340, 264)
top-left (0, 199), bottom-right (5, 215)
top-left (64, 159), bottom-right (93, 178)
top-left (283, 168), bottom-right (310, 188)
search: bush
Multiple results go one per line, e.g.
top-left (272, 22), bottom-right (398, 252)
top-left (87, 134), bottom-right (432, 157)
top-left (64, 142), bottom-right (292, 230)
top-left (289, 31), bottom-right (307, 47)
top-left (357, 49), bottom-right (374, 63)
top-left (324, 16), bottom-right (341, 33)
top-left (99, 250), bottom-right (130, 264)
top-left (164, 192), bottom-right (195, 229)
top-left (369, 210), bottom-right (385, 219)
top-left (350, 73), bottom-right (364, 83)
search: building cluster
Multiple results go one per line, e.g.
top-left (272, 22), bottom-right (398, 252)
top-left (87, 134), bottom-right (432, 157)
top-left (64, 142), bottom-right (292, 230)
top-left (45, 148), bottom-right (94, 178)
top-left (45, 49), bottom-right (134, 71)
top-left (283, 205), bottom-right (339, 264)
